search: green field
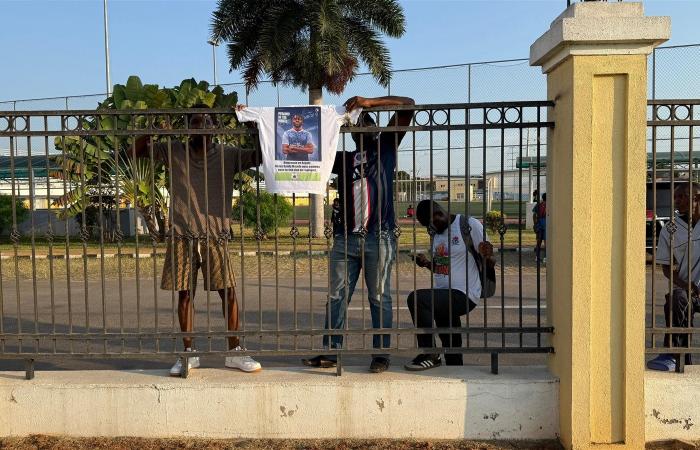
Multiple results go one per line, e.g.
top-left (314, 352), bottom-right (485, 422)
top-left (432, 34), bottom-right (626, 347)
top-left (286, 201), bottom-right (529, 220)
top-left (0, 226), bottom-right (536, 255)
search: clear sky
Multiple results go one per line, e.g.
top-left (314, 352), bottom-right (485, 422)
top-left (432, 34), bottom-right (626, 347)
top-left (2, 0), bottom-right (698, 175)
top-left (1, 0), bottom-right (699, 103)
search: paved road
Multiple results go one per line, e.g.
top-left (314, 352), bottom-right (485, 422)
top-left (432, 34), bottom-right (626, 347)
top-left (0, 253), bottom-right (550, 372)
top-left (1, 255), bottom-right (686, 374)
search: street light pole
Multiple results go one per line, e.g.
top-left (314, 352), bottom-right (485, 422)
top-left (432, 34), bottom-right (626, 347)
top-left (207, 39), bottom-right (220, 86)
top-left (103, 0), bottom-right (112, 96)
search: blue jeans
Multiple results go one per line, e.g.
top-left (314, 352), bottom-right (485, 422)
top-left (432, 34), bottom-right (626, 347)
top-left (324, 232), bottom-right (396, 356)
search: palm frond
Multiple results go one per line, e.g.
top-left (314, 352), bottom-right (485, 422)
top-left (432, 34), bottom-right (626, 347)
top-left (339, 0), bottom-right (406, 37)
top-left (257, 3), bottom-right (307, 68)
top-left (241, 51), bottom-right (266, 92)
top-left (211, 0), bottom-right (403, 92)
top-left (313, 0), bottom-right (351, 78)
top-left (345, 19), bottom-right (392, 87)
top-left (210, 0), bottom-right (265, 41)
top-left (324, 55), bottom-right (357, 94)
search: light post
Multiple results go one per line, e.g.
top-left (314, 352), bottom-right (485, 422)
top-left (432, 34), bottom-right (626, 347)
top-left (207, 39), bottom-right (220, 86)
top-left (103, 0), bottom-right (112, 96)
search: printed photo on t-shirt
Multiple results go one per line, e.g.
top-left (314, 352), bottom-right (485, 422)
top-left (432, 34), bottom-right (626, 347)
top-left (275, 107), bottom-right (321, 162)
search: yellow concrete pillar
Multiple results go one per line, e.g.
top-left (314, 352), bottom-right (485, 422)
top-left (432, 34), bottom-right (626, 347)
top-left (530, 3), bottom-right (670, 449)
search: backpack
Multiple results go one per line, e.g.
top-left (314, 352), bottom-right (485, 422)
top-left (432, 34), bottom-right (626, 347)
top-left (459, 215), bottom-right (497, 298)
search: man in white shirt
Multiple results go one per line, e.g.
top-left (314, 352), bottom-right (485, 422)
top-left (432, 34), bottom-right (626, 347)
top-left (405, 200), bottom-right (494, 370)
top-left (648, 182), bottom-right (700, 371)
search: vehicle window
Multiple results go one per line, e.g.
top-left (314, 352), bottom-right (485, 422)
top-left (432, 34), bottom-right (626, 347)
top-left (646, 184), bottom-right (673, 218)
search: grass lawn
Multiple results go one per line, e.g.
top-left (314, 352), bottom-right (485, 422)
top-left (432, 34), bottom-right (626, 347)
top-left (0, 226), bottom-right (538, 281)
top-left (291, 201), bottom-right (531, 220)
top-left (0, 249), bottom-right (542, 281)
top-left (0, 227), bottom-right (536, 255)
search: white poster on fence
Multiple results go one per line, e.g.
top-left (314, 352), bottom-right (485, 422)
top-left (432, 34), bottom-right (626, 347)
top-left (236, 105), bottom-right (361, 194)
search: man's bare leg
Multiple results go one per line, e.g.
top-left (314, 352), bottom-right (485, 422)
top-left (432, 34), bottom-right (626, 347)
top-left (219, 287), bottom-right (261, 372)
top-left (218, 288), bottom-right (239, 350)
top-left (178, 290), bottom-right (195, 349)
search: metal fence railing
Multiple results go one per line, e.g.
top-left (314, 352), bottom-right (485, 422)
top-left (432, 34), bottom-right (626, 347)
top-left (0, 102), bottom-right (553, 378)
top-left (646, 99), bottom-right (700, 373)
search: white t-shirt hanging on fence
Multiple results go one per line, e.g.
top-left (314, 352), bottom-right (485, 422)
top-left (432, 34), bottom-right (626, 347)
top-left (236, 105), bottom-right (361, 195)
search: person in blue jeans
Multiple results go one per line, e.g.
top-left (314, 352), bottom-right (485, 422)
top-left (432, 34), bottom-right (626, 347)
top-left (302, 94), bottom-right (415, 373)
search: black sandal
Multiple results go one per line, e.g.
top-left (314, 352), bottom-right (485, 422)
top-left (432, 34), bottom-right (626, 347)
top-left (301, 355), bottom-right (337, 368)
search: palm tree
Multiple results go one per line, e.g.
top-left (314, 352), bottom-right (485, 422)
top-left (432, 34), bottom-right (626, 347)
top-left (211, 0), bottom-right (406, 237)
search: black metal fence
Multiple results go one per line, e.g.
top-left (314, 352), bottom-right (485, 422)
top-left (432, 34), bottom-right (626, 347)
top-left (0, 102), bottom-right (553, 378)
top-left (646, 99), bottom-right (700, 373)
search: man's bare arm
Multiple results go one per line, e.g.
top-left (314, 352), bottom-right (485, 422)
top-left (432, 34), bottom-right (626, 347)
top-left (344, 96), bottom-right (415, 149)
top-left (344, 95), bottom-right (415, 127)
top-left (122, 136), bottom-right (152, 159)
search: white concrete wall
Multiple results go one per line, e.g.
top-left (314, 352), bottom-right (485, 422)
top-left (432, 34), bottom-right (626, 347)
top-left (0, 366), bottom-right (558, 440)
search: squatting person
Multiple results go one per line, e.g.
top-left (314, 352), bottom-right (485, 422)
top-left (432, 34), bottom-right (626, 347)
top-left (648, 182), bottom-right (700, 371)
top-left (404, 200), bottom-right (494, 370)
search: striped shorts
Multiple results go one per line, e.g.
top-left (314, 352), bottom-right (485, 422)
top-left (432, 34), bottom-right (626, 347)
top-left (161, 238), bottom-right (236, 292)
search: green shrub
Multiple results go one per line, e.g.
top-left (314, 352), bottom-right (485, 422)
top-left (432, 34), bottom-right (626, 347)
top-left (485, 210), bottom-right (505, 235)
top-left (234, 191), bottom-right (293, 237)
top-left (0, 195), bottom-right (29, 235)
top-left (52, 76), bottom-right (243, 241)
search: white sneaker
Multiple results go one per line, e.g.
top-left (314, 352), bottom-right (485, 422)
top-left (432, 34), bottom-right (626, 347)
top-left (225, 346), bottom-right (262, 373)
top-left (170, 351), bottom-right (200, 377)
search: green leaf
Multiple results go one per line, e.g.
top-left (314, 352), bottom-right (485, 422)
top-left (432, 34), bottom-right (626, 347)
top-left (99, 116), bottom-right (115, 131)
top-left (119, 99), bottom-right (134, 110)
top-left (176, 84), bottom-right (199, 108)
top-left (143, 85), bottom-right (168, 108)
top-left (179, 78), bottom-right (196, 92)
top-left (199, 91), bottom-right (216, 108)
top-left (216, 91), bottom-right (238, 108)
top-left (125, 76), bottom-right (144, 102)
top-left (112, 85), bottom-right (126, 108)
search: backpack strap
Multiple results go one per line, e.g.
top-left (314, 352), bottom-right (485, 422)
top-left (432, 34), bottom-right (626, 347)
top-left (459, 214), bottom-right (484, 276)
top-left (459, 215), bottom-right (479, 260)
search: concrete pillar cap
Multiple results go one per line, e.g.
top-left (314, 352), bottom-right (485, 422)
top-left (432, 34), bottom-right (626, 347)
top-left (530, 1), bottom-right (670, 73)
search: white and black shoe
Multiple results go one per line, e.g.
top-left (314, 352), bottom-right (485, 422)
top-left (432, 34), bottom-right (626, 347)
top-left (404, 354), bottom-right (442, 371)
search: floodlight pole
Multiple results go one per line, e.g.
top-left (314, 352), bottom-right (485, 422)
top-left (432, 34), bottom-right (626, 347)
top-left (103, 0), bottom-right (112, 96)
top-left (208, 39), bottom-right (220, 86)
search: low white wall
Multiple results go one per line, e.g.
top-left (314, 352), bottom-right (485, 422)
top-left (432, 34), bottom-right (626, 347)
top-left (0, 365), bottom-right (558, 440)
top-left (646, 366), bottom-right (700, 442)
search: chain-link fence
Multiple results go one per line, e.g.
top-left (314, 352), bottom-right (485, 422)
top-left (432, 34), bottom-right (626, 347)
top-left (0, 44), bottom-right (694, 200)
top-left (651, 44), bottom-right (700, 100)
top-left (1, 44), bottom-right (697, 111)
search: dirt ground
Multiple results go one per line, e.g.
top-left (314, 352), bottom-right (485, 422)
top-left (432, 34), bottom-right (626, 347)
top-left (0, 436), bottom-right (565, 450)
top-left (3, 436), bottom-right (700, 449)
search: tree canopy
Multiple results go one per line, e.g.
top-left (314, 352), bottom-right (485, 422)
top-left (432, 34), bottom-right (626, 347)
top-left (210, 0), bottom-right (406, 93)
